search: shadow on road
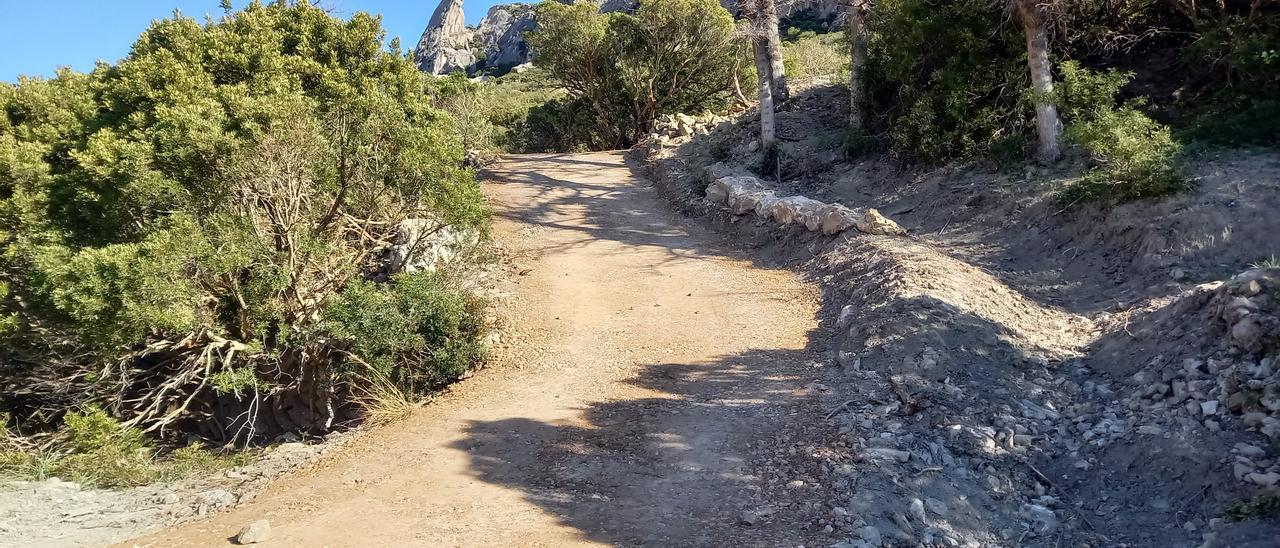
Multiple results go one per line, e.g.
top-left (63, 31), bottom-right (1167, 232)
top-left (451, 348), bottom-right (831, 546)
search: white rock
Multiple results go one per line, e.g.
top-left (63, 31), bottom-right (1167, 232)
top-left (1200, 400), bottom-right (1219, 417)
top-left (864, 447), bottom-right (911, 463)
top-left (1248, 471), bottom-right (1280, 487)
top-left (836, 305), bottom-right (857, 330)
top-left (925, 497), bottom-right (949, 517)
top-left (706, 176), bottom-right (766, 205)
top-left (1234, 443), bottom-right (1266, 458)
top-left (1020, 503), bottom-right (1059, 535)
top-left (855, 525), bottom-right (883, 547)
top-left (235, 519), bottom-right (271, 544)
top-left (389, 217), bottom-right (479, 274)
top-left (908, 498), bottom-right (927, 523)
top-left (764, 196), bottom-right (827, 229)
top-left (817, 204), bottom-right (907, 236)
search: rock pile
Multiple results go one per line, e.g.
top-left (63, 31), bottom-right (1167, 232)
top-left (1111, 268), bottom-right (1280, 487)
top-left (648, 112), bottom-right (733, 146)
top-left (703, 175), bottom-right (906, 237)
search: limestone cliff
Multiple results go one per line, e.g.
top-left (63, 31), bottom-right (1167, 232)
top-left (414, 0), bottom-right (475, 75)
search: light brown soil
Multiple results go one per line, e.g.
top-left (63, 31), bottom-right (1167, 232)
top-left (124, 152), bottom-right (833, 547)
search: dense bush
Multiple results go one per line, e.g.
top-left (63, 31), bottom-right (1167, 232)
top-left (848, 0), bottom-right (1277, 168)
top-left (864, 0), bottom-right (1031, 163)
top-left (0, 1), bottom-right (488, 445)
top-left (325, 272), bottom-right (487, 392)
top-left (0, 407), bottom-right (249, 487)
top-left (527, 0), bottom-right (739, 149)
top-left (428, 68), bottom-right (574, 152)
top-left (1182, 14), bottom-right (1280, 145)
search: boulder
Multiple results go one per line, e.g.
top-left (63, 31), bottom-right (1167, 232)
top-left (705, 175), bottom-right (767, 205)
top-left (414, 0), bottom-right (474, 75)
top-left (729, 189), bottom-right (775, 216)
top-left (763, 196), bottom-right (826, 229)
top-left (818, 204), bottom-right (907, 236)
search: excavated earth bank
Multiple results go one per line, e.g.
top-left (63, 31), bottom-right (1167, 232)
top-left (638, 80), bottom-right (1280, 547)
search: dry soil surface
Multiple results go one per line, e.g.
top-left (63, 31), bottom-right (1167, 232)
top-left (126, 152), bottom-right (829, 547)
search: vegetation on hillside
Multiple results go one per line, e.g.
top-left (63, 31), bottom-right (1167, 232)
top-left (0, 0), bottom-right (489, 468)
top-left (843, 0), bottom-right (1278, 200)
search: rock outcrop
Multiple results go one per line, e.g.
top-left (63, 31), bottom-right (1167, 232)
top-left (414, 0), bottom-right (536, 76)
top-left (414, 0), bottom-right (475, 75)
top-left (475, 4), bottom-right (537, 70)
top-left (413, 0), bottom-right (651, 77)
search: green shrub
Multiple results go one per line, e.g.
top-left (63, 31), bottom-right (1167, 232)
top-left (0, 2), bottom-right (488, 441)
top-left (53, 407), bottom-right (157, 487)
top-left (1182, 15), bottom-right (1280, 146)
top-left (865, 0), bottom-right (1030, 163)
top-left (528, 0), bottom-right (739, 148)
top-left (1057, 62), bottom-right (1187, 202)
top-left (429, 69), bottom-right (570, 152)
top-left (325, 272), bottom-right (487, 393)
top-left (0, 407), bottom-right (249, 488)
top-left (783, 31), bottom-right (846, 79)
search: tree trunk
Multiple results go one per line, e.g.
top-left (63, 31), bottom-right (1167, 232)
top-left (759, 0), bottom-right (790, 103)
top-left (1016, 0), bottom-right (1061, 164)
top-left (752, 38), bottom-right (777, 148)
top-left (847, 1), bottom-right (870, 134)
top-left (740, 0), bottom-right (777, 148)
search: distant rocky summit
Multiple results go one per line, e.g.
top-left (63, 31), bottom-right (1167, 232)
top-left (412, 0), bottom-right (843, 77)
top-left (413, 0), bottom-right (543, 76)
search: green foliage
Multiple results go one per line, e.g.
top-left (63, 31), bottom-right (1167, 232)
top-left (527, 0), bottom-right (738, 149)
top-left (325, 272), bottom-right (487, 392)
top-left (782, 31), bottom-right (846, 79)
top-left (1056, 62), bottom-right (1187, 202)
top-left (1182, 16), bottom-right (1280, 146)
top-left (864, 0), bottom-right (1030, 163)
top-left (0, 407), bottom-right (250, 488)
top-left (1226, 492), bottom-right (1280, 521)
top-left (1254, 255), bottom-right (1280, 269)
top-left (0, 2), bottom-right (489, 441)
top-left (210, 367), bottom-right (263, 396)
top-left (511, 97), bottom-right (601, 153)
top-left (428, 68), bottom-right (579, 153)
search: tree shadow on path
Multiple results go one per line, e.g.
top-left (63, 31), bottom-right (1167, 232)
top-left (451, 348), bottom-right (835, 547)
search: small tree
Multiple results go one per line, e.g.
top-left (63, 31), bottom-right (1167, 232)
top-left (525, 2), bottom-right (626, 146)
top-left (0, 2), bottom-right (488, 442)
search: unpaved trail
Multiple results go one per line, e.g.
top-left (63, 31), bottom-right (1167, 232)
top-left (127, 152), bottom-right (829, 547)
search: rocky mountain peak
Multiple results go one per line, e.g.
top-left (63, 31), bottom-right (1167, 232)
top-left (414, 0), bottom-right (476, 75)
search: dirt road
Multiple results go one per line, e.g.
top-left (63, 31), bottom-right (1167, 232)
top-left (129, 152), bottom-right (829, 546)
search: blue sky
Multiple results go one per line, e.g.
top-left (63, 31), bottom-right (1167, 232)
top-left (0, 0), bottom-right (504, 82)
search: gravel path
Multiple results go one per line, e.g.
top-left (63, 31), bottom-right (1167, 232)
top-left (126, 152), bottom-right (830, 547)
